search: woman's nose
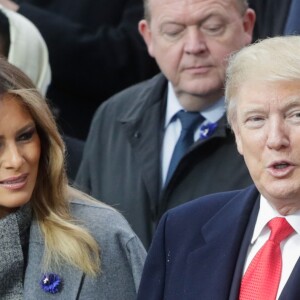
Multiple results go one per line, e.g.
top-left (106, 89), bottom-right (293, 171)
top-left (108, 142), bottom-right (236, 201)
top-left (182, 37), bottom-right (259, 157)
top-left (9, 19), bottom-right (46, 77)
top-left (1, 143), bottom-right (24, 169)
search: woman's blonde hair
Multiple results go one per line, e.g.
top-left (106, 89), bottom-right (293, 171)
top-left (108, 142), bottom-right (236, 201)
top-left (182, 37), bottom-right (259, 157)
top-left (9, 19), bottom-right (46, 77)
top-left (0, 57), bottom-right (100, 275)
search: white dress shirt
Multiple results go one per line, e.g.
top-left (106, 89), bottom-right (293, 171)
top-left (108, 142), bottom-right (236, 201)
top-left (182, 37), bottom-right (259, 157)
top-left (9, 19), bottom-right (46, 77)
top-left (161, 82), bottom-right (225, 185)
top-left (243, 196), bottom-right (300, 299)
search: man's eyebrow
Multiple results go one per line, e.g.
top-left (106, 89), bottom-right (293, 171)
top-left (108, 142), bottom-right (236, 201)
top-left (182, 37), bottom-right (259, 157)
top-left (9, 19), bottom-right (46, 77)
top-left (282, 97), bottom-right (300, 109)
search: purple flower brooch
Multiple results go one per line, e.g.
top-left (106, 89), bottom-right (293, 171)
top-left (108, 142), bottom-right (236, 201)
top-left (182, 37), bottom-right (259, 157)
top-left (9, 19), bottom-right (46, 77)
top-left (40, 273), bottom-right (62, 294)
top-left (199, 122), bottom-right (218, 139)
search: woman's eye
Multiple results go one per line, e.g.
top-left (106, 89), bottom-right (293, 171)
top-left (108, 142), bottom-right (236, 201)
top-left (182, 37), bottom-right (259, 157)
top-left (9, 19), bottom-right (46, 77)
top-left (17, 129), bottom-right (35, 142)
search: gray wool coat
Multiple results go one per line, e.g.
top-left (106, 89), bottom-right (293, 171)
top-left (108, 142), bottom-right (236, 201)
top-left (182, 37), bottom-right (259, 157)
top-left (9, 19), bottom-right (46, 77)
top-left (23, 197), bottom-right (146, 299)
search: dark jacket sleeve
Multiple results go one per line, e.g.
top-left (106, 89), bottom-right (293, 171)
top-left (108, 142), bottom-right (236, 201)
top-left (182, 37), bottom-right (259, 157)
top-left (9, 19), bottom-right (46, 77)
top-left (137, 212), bottom-right (168, 300)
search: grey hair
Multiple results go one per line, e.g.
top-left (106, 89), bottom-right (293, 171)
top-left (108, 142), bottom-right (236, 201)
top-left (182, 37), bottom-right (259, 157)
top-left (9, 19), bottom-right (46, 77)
top-left (143, 0), bottom-right (249, 22)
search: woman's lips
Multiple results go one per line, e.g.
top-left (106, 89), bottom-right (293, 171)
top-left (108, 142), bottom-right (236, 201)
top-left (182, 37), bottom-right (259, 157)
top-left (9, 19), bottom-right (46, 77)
top-left (0, 174), bottom-right (28, 190)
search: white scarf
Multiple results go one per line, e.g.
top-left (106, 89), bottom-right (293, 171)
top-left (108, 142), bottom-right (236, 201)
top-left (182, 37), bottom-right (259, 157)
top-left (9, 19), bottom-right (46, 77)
top-left (0, 5), bottom-right (51, 96)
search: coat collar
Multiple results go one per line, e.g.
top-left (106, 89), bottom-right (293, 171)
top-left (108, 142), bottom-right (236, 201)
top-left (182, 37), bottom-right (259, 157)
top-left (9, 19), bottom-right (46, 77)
top-left (117, 73), bottom-right (167, 123)
top-left (117, 74), bottom-right (167, 209)
top-left (24, 219), bottom-right (84, 299)
top-left (161, 114), bottom-right (231, 198)
top-left (280, 259), bottom-right (300, 299)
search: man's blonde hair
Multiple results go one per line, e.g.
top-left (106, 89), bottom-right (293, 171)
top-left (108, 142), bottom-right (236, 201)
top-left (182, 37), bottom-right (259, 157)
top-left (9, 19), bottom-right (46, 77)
top-left (226, 36), bottom-right (300, 128)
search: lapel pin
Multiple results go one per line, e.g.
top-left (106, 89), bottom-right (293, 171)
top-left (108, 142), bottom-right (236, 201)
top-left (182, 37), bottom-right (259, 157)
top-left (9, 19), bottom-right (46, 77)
top-left (40, 273), bottom-right (63, 294)
top-left (199, 122), bottom-right (218, 139)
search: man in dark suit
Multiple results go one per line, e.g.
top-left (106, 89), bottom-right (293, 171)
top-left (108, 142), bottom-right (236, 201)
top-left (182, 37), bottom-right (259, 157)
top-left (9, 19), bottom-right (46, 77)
top-left (75, 0), bottom-right (255, 248)
top-left (0, 0), bottom-right (159, 139)
top-left (137, 35), bottom-right (300, 299)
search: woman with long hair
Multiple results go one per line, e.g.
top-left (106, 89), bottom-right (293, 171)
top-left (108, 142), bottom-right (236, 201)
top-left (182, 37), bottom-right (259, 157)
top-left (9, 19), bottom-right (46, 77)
top-left (0, 57), bottom-right (146, 299)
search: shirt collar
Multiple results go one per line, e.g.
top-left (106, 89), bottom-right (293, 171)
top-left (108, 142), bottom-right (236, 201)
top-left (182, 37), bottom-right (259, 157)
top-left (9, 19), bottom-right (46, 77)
top-left (251, 195), bottom-right (300, 244)
top-left (165, 82), bottom-right (183, 128)
top-left (165, 82), bottom-right (225, 128)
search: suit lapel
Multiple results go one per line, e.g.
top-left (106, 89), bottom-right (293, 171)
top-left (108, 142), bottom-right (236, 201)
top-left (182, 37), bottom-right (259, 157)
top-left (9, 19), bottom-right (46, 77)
top-left (183, 186), bottom-right (258, 299)
top-left (119, 75), bottom-right (167, 209)
top-left (165, 115), bottom-right (229, 191)
top-left (24, 219), bottom-right (84, 299)
top-left (279, 258), bottom-right (300, 299)
top-left (160, 115), bottom-right (231, 211)
top-left (229, 197), bottom-right (260, 300)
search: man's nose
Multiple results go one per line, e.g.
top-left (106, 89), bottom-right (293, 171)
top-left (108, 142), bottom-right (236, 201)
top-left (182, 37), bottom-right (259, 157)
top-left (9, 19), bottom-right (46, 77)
top-left (266, 119), bottom-right (290, 150)
top-left (184, 28), bottom-right (207, 55)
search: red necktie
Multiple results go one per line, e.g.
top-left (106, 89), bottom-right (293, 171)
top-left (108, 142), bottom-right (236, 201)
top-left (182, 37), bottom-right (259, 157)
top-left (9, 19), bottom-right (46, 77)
top-left (239, 217), bottom-right (294, 300)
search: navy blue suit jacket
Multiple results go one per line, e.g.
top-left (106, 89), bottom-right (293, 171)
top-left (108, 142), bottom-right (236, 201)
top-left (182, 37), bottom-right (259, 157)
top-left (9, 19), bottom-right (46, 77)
top-left (137, 185), bottom-right (300, 299)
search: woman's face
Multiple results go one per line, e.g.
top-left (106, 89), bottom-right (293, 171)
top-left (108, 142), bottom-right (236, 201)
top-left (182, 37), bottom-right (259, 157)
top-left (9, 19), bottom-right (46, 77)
top-left (0, 94), bottom-right (41, 218)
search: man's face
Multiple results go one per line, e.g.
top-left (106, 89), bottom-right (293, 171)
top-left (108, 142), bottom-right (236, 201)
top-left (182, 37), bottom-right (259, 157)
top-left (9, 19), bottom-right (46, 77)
top-left (139, 0), bottom-right (255, 105)
top-left (233, 80), bottom-right (300, 212)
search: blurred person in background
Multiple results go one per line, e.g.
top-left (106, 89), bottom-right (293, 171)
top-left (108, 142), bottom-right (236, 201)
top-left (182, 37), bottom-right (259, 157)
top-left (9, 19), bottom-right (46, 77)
top-left (0, 0), bottom-right (159, 139)
top-left (249, 0), bottom-right (300, 40)
top-left (0, 6), bottom-right (85, 181)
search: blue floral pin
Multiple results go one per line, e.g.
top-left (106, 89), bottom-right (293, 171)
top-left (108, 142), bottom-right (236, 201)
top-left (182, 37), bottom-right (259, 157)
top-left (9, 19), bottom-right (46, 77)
top-left (40, 273), bottom-right (63, 294)
top-left (199, 122), bottom-right (218, 139)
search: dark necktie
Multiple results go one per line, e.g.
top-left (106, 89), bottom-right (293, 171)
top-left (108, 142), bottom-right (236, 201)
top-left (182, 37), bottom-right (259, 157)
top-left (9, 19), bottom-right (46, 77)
top-left (165, 110), bottom-right (203, 185)
top-left (239, 217), bottom-right (294, 300)
top-left (284, 0), bottom-right (300, 35)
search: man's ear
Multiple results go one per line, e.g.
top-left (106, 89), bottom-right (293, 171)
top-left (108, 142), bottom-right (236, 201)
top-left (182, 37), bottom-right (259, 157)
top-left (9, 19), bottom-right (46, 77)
top-left (138, 20), bottom-right (154, 57)
top-left (242, 8), bottom-right (256, 45)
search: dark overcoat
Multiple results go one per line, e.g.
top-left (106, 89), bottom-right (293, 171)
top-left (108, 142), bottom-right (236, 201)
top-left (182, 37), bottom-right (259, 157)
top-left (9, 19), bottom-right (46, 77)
top-left (76, 74), bottom-right (253, 248)
top-left (16, 0), bottom-right (159, 138)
